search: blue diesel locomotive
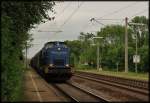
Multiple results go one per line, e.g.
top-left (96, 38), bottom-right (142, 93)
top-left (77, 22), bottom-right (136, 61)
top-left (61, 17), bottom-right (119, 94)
top-left (30, 41), bottom-right (73, 81)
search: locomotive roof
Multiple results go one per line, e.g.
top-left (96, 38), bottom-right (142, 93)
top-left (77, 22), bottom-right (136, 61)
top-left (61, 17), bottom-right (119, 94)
top-left (45, 41), bottom-right (66, 45)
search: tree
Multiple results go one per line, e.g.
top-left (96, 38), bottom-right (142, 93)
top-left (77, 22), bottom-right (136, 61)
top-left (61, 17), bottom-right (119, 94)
top-left (130, 16), bottom-right (149, 47)
top-left (65, 40), bottom-right (82, 66)
top-left (1, 1), bottom-right (55, 101)
top-left (129, 16), bottom-right (149, 72)
top-left (66, 16), bottom-right (148, 72)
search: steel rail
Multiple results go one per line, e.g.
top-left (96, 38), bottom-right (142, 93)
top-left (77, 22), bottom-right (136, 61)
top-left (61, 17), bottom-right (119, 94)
top-left (52, 84), bottom-right (80, 102)
top-left (53, 82), bottom-right (108, 102)
top-left (74, 74), bottom-right (148, 95)
top-left (66, 81), bottom-right (109, 102)
top-left (75, 71), bottom-right (148, 90)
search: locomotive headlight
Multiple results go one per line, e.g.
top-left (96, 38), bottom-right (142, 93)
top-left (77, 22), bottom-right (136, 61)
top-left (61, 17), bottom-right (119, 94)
top-left (49, 64), bottom-right (53, 67)
top-left (66, 64), bottom-right (69, 67)
top-left (58, 48), bottom-right (61, 50)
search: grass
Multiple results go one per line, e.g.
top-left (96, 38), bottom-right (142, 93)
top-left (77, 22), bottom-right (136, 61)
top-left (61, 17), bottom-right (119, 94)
top-left (76, 68), bottom-right (149, 81)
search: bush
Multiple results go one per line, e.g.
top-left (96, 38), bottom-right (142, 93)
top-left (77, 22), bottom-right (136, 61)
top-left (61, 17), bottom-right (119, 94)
top-left (1, 1), bottom-right (55, 101)
top-left (1, 16), bottom-right (25, 101)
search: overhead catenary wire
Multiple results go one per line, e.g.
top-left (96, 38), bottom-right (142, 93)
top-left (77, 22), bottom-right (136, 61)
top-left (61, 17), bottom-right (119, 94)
top-left (35, 2), bottom-right (147, 40)
top-left (56, 2), bottom-right (72, 20)
top-left (93, 2), bottom-right (147, 26)
top-left (43, 2), bottom-right (84, 41)
top-left (95, 19), bottom-right (124, 20)
top-left (90, 18), bottom-right (106, 26)
top-left (81, 2), bottom-right (137, 33)
top-left (128, 9), bottom-right (148, 20)
top-left (88, 2), bottom-right (145, 29)
top-left (52, 2), bottom-right (84, 36)
top-left (80, 19), bottom-right (99, 33)
top-left (59, 2), bottom-right (84, 29)
top-left (95, 2), bottom-right (138, 19)
top-left (80, 20), bottom-right (91, 32)
top-left (40, 2), bottom-right (72, 25)
top-left (91, 18), bottom-right (125, 26)
top-left (80, 19), bottom-right (123, 33)
top-left (36, 2), bottom-right (73, 33)
top-left (82, 21), bottom-right (97, 33)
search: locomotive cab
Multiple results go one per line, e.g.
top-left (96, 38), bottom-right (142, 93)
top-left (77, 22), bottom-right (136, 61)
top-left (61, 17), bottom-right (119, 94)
top-left (41, 41), bottom-right (72, 80)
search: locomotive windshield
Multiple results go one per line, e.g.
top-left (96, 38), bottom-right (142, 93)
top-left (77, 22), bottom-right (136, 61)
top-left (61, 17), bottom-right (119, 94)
top-left (44, 43), bottom-right (53, 49)
top-left (51, 51), bottom-right (67, 55)
top-left (45, 41), bottom-right (67, 48)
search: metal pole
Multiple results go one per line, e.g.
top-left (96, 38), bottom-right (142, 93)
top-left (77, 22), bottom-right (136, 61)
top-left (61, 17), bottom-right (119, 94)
top-left (116, 62), bottom-right (119, 72)
top-left (26, 42), bottom-right (27, 69)
top-left (92, 37), bottom-right (103, 71)
top-left (128, 23), bottom-right (146, 73)
top-left (135, 31), bottom-right (138, 73)
top-left (99, 46), bottom-right (102, 71)
top-left (125, 17), bottom-right (128, 73)
top-left (97, 42), bottom-right (100, 70)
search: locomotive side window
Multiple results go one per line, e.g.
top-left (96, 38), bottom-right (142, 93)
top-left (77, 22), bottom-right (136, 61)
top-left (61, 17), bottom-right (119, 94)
top-left (45, 44), bottom-right (53, 49)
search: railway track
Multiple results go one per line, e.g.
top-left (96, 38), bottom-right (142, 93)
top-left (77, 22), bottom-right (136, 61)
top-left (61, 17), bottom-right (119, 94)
top-left (30, 69), bottom-right (148, 102)
top-left (39, 73), bottom-right (108, 102)
top-left (74, 71), bottom-right (149, 101)
top-left (75, 71), bottom-right (148, 90)
top-left (51, 81), bottom-right (108, 102)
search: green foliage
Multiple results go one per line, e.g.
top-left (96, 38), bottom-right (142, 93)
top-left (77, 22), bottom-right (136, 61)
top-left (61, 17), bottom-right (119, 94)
top-left (138, 45), bottom-right (149, 72)
top-left (77, 64), bottom-right (95, 70)
top-left (128, 16), bottom-right (149, 72)
top-left (1, 1), bottom-right (55, 101)
top-left (66, 16), bottom-right (148, 73)
top-left (1, 16), bottom-right (25, 101)
top-left (131, 16), bottom-right (148, 25)
top-left (96, 25), bottom-right (126, 70)
top-left (97, 25), bottom-right (125, 45)
top-left (65, 40), bottom-right (83, 66)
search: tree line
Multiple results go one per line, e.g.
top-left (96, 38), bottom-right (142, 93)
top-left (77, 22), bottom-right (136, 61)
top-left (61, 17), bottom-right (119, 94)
top-left (65, 16), bottom-right (149, 72)
top-left (1, 1), bottom-right (55, 101)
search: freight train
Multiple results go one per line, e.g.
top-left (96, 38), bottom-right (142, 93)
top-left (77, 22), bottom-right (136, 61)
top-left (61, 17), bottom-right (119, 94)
top-left (30, 41), bottom-right (73, 81)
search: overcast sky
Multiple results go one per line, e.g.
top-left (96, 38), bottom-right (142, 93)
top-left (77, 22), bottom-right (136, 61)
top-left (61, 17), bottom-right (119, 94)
top-left (27, 1), bottom-right (149, 58)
